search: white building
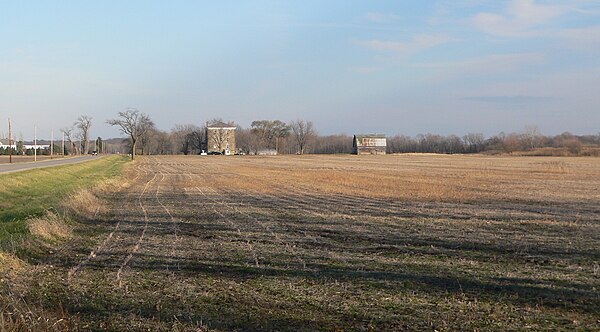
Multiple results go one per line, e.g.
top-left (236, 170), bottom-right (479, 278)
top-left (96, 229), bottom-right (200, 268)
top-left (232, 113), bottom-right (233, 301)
top-left (0, 141), bottom-right (16, 149)
top-left (23, 144), bottom-right (50, 150)
top-left (0, 141), bottom-right (49, 150)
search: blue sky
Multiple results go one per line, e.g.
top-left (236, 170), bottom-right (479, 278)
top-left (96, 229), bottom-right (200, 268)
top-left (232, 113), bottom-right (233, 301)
top-left (1, 0), bottom-right (599, 139)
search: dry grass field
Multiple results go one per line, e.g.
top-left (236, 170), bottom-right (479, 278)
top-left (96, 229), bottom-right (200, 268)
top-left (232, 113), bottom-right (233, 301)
top-left (3, 154), bottom-right (600, 331)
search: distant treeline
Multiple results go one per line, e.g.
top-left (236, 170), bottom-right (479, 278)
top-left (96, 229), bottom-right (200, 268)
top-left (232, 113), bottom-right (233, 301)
top-left (312, 130), bottom-right (600, 156)
top-left (56, 112), bottom-right (594, 156)
top-left (132, 121), bottom-right (600, 156)
top-left (386, 131), bottom-right (600, 156)
top-left (5, 113), bottom-right (598, 156)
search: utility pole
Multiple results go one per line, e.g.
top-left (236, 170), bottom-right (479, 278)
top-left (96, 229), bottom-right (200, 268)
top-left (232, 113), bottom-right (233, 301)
top-left (62, 131), bottom-right (65, 157)
top-left (34, 125), bottom-right (37, 162)
top-left (8, 118), bottom-right (12, 164)
top-left (51, 130), bottom-right (54, 159)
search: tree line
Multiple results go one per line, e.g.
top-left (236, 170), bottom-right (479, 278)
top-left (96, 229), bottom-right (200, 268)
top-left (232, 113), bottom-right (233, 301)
top-left (5, 110), bottom-right (598, 158)
top-left (107, 111), bottom-right (318, 158)
top-left (107, 111), bottom-right (600, 157)
top-left (310, 129), bottom-right (600, 156)
top-left (30, 110), bottom-right (587, 158)
top-left (386, 129), bottom-right (600, 155)
top-left (0, 115), bottom-right (103, 156)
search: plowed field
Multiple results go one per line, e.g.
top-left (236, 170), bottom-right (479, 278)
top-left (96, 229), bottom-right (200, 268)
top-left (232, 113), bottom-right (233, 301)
top-left (17, 155), bottom-right (600, 330)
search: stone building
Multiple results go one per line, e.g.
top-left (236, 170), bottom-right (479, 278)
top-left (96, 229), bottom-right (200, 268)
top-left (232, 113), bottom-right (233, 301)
top-left (206, 121), bottom-right (236, 155)
top-left (352, 134), bottom-right (387, 155)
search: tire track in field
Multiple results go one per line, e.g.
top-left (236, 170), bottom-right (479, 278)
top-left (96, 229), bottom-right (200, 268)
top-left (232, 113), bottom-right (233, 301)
top-left (203, 161), bottom-right (438, 220)
top-left (181, 169), bottom-right (311, 270)
top-left (188, 166), bottom-right (377, 267)
top-left (203, 186), bottom-right (308, 269)
top-left (74, 159), bottom-right (186, 284)
top-left (156, 159), bottom-right (390, 268)
top-left (116, 171), bottom-right (159, 288)
top-left (67, 163), bottom-right (147, 283)
top-left (213, 169), bottom-right (441, 237)
top-left (190, 182), bottom-right (260, 268)
top-left (176, 161), bottom-right (366, 222)
top-left (152, 162), bottom-right (182, 271)
top-left (115, 159), bottom-right (185, 282)
top-left (179, 164), bottom-right (262, 267)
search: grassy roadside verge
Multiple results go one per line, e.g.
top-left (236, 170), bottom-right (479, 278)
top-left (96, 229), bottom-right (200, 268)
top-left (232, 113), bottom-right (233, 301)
top-left (0, 155), bottom-right (129, 254)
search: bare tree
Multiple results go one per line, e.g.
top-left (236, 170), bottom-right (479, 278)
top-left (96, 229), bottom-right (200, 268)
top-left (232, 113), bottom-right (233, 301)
top-left (62, 126), bottom-right (79, 155)
top-left (312, 134), bottom-right (353, 154)
top-left (250, 120), bottom-right (290, 151)
top-left (146, 128), bottom-right (171, 155)
top-left (502, 133), bottom-right (521, 154)
top-left (75, 115), bottom-right (92, 154)
top-left (171, 124), bottom-right (201, 155)
top-left (290, 119), bottom-right (316, 154)
top-left (139, 127), bottom-right (153, 155)
top-left (236, 126), bottom-right (263, 155)
top-left (463, 133), bottom-right (485, 153)
top-left (522, 125), bottom-right (543, 150)
top-left (107, 108), bottom-right (154, 160)
top-left (186, 129), bottom-right (206, 154)
top-left (273, 121), bottom-right (290, 153)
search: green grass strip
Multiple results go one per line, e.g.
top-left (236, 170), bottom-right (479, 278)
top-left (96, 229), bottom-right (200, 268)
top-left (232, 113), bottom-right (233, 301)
top-left (0, 156), bottom-right (129, 251)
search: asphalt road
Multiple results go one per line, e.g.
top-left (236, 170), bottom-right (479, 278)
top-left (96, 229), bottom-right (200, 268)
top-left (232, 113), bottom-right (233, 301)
top-left (0, 155), bottom-right (100, 174)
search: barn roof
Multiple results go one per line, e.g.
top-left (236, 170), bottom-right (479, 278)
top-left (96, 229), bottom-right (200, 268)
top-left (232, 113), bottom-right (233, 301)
top-left (354, 134), bottom-right (386, 139)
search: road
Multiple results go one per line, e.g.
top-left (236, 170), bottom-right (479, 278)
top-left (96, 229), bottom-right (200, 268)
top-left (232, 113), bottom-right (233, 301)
top-left (0, 155), bottom-right (100, 174)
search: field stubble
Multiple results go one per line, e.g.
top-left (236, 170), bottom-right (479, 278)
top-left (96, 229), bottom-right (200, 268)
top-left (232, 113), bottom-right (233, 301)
top-left (6, 154), bottom-right (600, 331)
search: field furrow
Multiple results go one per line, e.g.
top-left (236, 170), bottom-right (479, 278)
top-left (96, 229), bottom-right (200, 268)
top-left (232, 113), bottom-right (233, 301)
top-left (15, 155), bottom-right (600, 331)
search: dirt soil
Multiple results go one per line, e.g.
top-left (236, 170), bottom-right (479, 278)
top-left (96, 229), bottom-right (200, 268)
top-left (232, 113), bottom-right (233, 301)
top-left (7, 155), bottom-right (600, 331)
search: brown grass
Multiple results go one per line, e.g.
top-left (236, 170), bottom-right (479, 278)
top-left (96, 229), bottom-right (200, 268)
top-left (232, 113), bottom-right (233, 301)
top-left (28, 212), bottom-right (72, 242)
top-left (68, 189), bottom-right (104, 217)
top-left (0, 253), bottom-right (25, 276)
top-left (4, 154), bottom-right (600, 330)
top-left (67, 177), bottom-right (134, 218)
top-left (207, 154), bottom-right (600, 203)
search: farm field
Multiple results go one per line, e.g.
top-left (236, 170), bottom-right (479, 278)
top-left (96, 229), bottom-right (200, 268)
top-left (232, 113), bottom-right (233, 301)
top-left (0, 155), bottom-right (55, 164)
top-left (3, 154), bottom-right (600, 330)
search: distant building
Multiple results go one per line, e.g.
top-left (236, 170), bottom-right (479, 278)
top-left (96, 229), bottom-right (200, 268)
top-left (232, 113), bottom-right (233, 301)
top-left (0, 140), bottom-right (49, 150)
top-left (254, 148), bottom-right (278, 156)
top-left (24, 144), bottom-right (50, 150)
top-left (352, 134), bottom-right (387, 155)
top-left (206, 121), bottom-right (236, 155)
top-left (0, 139), bottom-right (15, 149)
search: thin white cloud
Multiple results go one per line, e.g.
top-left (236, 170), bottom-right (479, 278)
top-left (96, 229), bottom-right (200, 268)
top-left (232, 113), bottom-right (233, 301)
top-left (463, 95), bottom-right (559, 103)
top-left (507, 0), bottom-right (565, 25)
top-left (473, 0), bottom-right (569, 37)
top-left (362, 35), bottom-right (459, 55)
top-left (416, 53), bottom-right (546, 74)
top-left (350, 66), bottom-right (381, 74)
top-left (365, 12), bottom-right (401, 23)
top-left (428, 0), bottom-right (496, 25)
top-left (462, 66), bottom-right (600, 101)
top-left (559, 25), bottom-right (600, 51)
